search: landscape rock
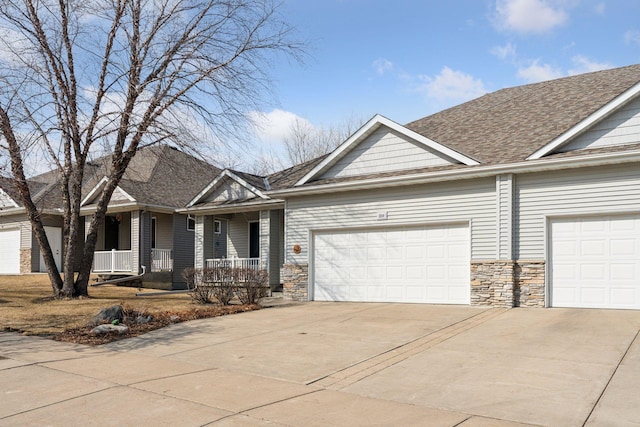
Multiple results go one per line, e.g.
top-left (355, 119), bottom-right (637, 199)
top-left (90, 324), bottom-right (130, 335)
top-left (87, 305), bottom-right (125, 326)
top-left (135, 315), bottom-right (153, 324)
top-left (170, 315), bottom-right (180, 322)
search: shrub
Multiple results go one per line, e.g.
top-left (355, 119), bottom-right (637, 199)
top-left (234, 268), bottom-right (269, 305)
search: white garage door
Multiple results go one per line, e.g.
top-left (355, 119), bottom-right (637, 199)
top-left (551, 214), bottom-right (640, 309)
top-left (313, 224), bottom-right (470, 304)
top-left (0, 228), bottom-right (21, 274)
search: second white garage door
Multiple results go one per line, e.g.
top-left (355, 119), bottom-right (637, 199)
top-left (0, 228), bottom-right (21, 274)
top-left (551, 214), bottom-right (640, 309)
top-left (313, 224), bottom-right (470, 304)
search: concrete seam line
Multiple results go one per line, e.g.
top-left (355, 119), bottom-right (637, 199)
top-left (581, 328), bottom-right (640, 427)
top-left (0, 384), bottom-right (120, 420)
top-left (305, 308), bottom-right (507, 386)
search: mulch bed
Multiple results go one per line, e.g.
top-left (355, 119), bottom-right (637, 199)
top-left (51, 304), bottom-right (261, 346)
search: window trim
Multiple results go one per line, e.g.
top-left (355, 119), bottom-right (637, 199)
top-left (187, 214), bottom-right (195, 232)
top-left (214, 220), bottom-right (221, 234)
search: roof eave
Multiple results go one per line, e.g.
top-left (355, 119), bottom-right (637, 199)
top-left (268, 149), bottom-right (640, 197)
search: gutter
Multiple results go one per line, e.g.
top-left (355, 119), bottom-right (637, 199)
top-left (177, 199), bottom-right (284, 215)
top-left (267, 149), bottom-right (640, 197)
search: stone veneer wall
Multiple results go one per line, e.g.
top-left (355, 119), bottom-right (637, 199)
top-left (470, 261), bottom-right (515, 307)
top-left (20, 249), bottom-right (31, 274)
top-left (514, 260), bottom-right (546, 307)
top-left (282, 263), bottom-right (308, 301)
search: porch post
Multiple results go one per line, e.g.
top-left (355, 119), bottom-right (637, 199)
top-left (194, 215), bottom-right (205, 269)
top-left (131, 211), bottom-right (140, 274)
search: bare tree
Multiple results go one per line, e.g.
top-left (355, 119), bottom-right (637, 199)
top-left (283, 114), bottom-right (363, 166)
top-left (0, 0), bottom-right (303, 297)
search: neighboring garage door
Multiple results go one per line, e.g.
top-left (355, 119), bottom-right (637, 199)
top-left (550, 214), bottom-right (640, 309)
top-left (0, 228), bottom-right (21, 274)
top-left (313, 224), bottom-right (470, 304)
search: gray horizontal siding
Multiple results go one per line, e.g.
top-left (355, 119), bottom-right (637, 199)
top-left (321, 127), bottom-right (455, 179)
top-left (286, 178), bottom-right (496, 263)
top-left (227, 211), bottom-right (258, 258)
top-left (561, 96), bottom-right (640, 151)
top-left (515, 164), bottom-right (640, 259)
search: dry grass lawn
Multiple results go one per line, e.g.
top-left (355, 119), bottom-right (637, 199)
top-left (0, 274), bottom-right (216, 336)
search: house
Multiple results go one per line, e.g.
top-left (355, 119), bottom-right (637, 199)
top-left (0, 171), bottom-right (72, 274)
top-left (182, 158), bottom-right (324, 291)
top-left (79, 145), bottom-right (221, 289)
top-left (262, 64), bottom-right (640, 310)
top-left (0, 145), bottom-right (221, 290)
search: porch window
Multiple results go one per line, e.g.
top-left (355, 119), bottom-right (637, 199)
top-left (214, 220), bottom-right (221, 234)
top-left (187, 214), bottom-right (195, 231)
top-left (151, 216), bottom-right (157, 249)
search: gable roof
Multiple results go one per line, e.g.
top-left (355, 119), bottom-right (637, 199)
top-left (406, 63), bottom-right (640, 165)
top-left (81, 145), bottom-right (221, 209)
top-left (295, 115), bottom-right (480, 186)
top-left (186, 169), bottom-right (269, 208)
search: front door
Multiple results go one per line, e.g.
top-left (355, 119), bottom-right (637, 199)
top-left (40, 226), bottom-right (62, 272)
top-left (249, 221), bottom-right (260, 258)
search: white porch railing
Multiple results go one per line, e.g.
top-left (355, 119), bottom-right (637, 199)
top-left (205, 257), bottom-right (261, 270)
top-left (93, 250), bottom-right (133, 273)
top-left (151, 248), bottom-right (173, 272)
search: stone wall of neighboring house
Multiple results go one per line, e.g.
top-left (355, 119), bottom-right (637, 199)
top-left (282, 263), bottom-right (308, 301)
top-left (20, 249), bottom-right (31, 274)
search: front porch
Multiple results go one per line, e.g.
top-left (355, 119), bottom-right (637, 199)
top-left (195, 209), bottom-right (284, 290)
top-left (89, 211), bottom-right (177, 276)
top-left (93, 248), bottom-right (173, 273)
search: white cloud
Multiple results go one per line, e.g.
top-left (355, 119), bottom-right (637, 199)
top-left (517, 56), bottom-right (613, 83)
top-left (417, 67), bottom-right (488, 103)
top-left (494, 0), bottom-right (568, 34)
top-left (372, 58), bottom-right (393, 75)
top-left (594, 2), bottom-right (606, 15)
top-left (625, 30), bottom-right (640, 45)
top-left (568, 55), bottom-right (613, 75)
top-left (248, 109), bottom-right (314, 145)
top-left (517, 60), bottom-right (564, 83)
top-left (490, 42), bottom-right (517, 59)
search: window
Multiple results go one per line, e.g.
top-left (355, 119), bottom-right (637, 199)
top-left (214, 220), bottom-right (221, 234)
top-left (151, 217), bottom-right (157, 249)
top-left (187, 214), bottom-right (195, 231)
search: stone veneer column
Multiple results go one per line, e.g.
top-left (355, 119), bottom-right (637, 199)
top-left (282, 263), bottom-right (308, 300)
top-left (514, 261), bottom-right (546, 307)
top-left (20, 249), bottom-right (32, 274)
top-left (470, 261), bottom-right (515, 307)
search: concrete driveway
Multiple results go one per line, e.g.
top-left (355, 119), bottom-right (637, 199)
top-left (1, 302), bottom-right (640, 426)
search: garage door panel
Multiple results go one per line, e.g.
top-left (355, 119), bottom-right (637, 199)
top-left (313, 224), bottom-right (470, 304)
top-left (0, 229), bottom-right (20, 274)
top-left (551, 214), bottom-right (640, 309)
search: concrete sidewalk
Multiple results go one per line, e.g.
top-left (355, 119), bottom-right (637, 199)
top-left (1, 303), bottom-right (640, 426)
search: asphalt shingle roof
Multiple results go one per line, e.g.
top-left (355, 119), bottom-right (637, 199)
top-left (406, 63), bottom-right (640, 165)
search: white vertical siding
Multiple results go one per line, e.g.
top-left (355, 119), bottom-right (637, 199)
top-left (561, 96), bottom-right (640, 152)
top-left (286, 178), bottom-right (496, 264)
top-left (130, 211), bottom-right (139, 272)
top-left (515, 164), bottom-right (640, 259)
top-left (496, 174), bottom-right (513, 260)
top-left (194, 215), bottom-right (205, 269)
top-left (321, 127), bottom-right (455, 179)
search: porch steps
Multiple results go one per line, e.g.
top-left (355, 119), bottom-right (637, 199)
top-left (308, 308), bottom-right (508, 389)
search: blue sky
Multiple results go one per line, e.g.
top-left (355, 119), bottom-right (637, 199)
top-left (245, 0), bottom-right (640, 167)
